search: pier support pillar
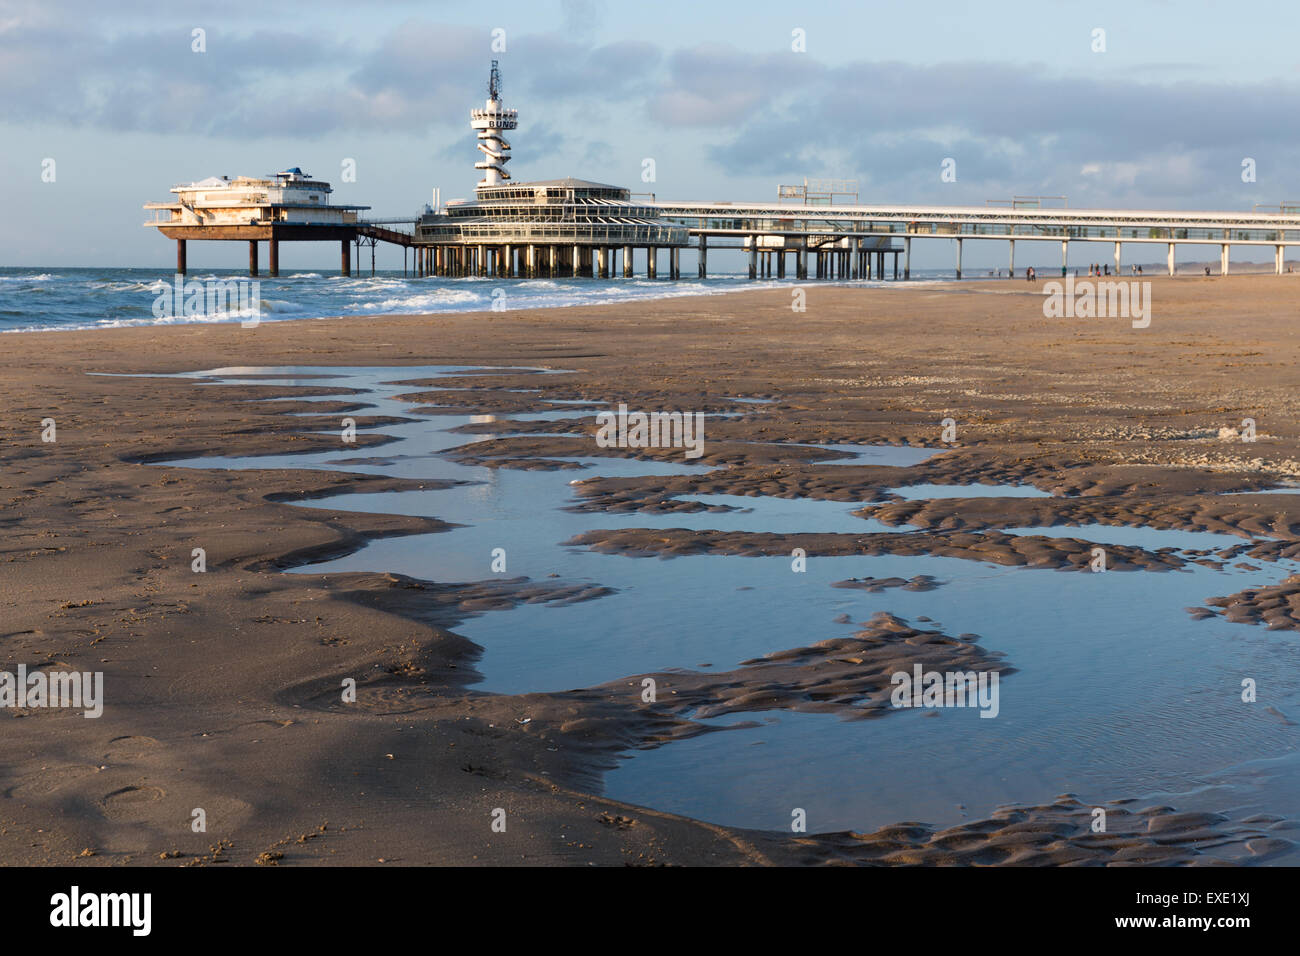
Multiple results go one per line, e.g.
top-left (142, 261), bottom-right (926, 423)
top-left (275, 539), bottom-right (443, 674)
top-left (894, 252), bottom-right (899, 280)
top-left (1167, 242), bottom-right (1176, 276)
top-left (748, 239), bottom-right (757, 280)
top-left (1220, 243), bottom-right (1230, 276)
top-left (1061, 239), bottom-right (1068, 276)
top-left (176, 239), bottom-right (187, 276)
top-left (268, 238), bottom-right (279, 277)
top-left (525, 244), bottom-right (536, 278)
top-left (796, 246), bottom-right (806, 280)
top-left (503, 244), bottom-right (513, 278)
top-left (904, 237), bottom-right (911, 280)
top-left (248, 240), bottom-right (259, 277)
top-left (1113, 240), bottom-right (1121, 276)
top-left (623, 245), bottom-right (634, 278)
top-left (1008, 239), bottom-right (1015, 278)
top-left (671, 247), bottom-right (680, 280)
top-left (1276, 244), bottom-right (1285, 275)
top-left (777, 249), bottom-right (786, 279)
top-left (955, 237), bottom-right (962, 280)
top-left (647, 248), bottom-right (657, 279)
top-left (340, 239), bottom-right (350, 277)
top-left (698, 236), bottom-right (707, 278)
top-left (597, 247), bottom-right (608, 279)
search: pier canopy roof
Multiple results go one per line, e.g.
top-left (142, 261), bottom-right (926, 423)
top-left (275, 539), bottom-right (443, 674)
top-left (417, 176), bottom-right (689, 247)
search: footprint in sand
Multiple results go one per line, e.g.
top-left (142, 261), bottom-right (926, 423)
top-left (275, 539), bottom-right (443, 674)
top-left (103, 735), bottom-right (163, 761)
top-left (99, 785), bottom-right (166, 821)
top-left (8, 764), bottom-right (100, 800)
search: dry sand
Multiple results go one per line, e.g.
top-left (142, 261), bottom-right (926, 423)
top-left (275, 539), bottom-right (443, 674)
top-left (2, 275), bottom-right (1298, 865)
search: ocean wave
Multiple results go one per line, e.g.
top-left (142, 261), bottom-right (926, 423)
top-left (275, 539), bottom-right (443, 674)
top-left (4, 271), bottom-right (929, 334)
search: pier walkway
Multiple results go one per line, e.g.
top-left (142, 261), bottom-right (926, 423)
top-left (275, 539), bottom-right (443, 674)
top-left (653, 200), bottom-right (1300, 278)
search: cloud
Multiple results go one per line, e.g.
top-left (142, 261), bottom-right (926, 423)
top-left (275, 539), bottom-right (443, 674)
top-left (647, 44), bottom-right (825, 126)
top-left (660, 52), bottom-right (1300, 207)
top-left (7, 6), bottom-right (1300, 213)
top-left (0, 14), bottom-right (663, 138)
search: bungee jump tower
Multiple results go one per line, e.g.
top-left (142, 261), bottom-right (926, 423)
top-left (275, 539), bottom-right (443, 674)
top-left (413, 61), bottom-right (690, 279)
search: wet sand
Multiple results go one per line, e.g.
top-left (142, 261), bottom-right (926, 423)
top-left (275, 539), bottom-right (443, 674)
top-left (2, 275), bottom-right (1298, 865)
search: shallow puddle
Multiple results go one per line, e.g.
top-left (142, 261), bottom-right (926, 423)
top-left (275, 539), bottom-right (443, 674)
top-left (1001, 524), bottom-right (1258, 553)
top-left (778, 442), bottom-right (938, 467)
top-left (145, 365), bottom-right (1300, 852)
top-left (886, 482), bottom-right (1054, 499)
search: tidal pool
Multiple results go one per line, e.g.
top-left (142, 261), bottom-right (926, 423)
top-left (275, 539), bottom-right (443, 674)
top-left (146, 365), bottom-right (1300, 852)
top-left (886, 482), bottom-right (1055, 499)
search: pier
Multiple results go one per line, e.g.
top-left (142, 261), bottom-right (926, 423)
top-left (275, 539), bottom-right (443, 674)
top-left (651, 198), bottom-right (1300, 278)
top-left (147, 66), bottom-right (1300, 282)
top-left (144, 168), bottom-right (376, 278)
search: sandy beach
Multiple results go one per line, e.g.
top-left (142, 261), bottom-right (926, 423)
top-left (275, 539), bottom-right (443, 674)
top-left (3, 276), bottom-right (1298, 866)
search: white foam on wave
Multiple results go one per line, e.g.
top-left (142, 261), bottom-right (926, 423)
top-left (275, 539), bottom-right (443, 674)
top-left (5, 270), bottom-right (931, 334)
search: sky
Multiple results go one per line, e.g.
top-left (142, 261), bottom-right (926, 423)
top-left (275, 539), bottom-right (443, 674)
top-left (4, 0), bottom-right (1300, 270)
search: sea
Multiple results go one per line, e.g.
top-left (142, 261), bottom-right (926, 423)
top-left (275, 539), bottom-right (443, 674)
top-left (0, 266), bottom-right (962, 334)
